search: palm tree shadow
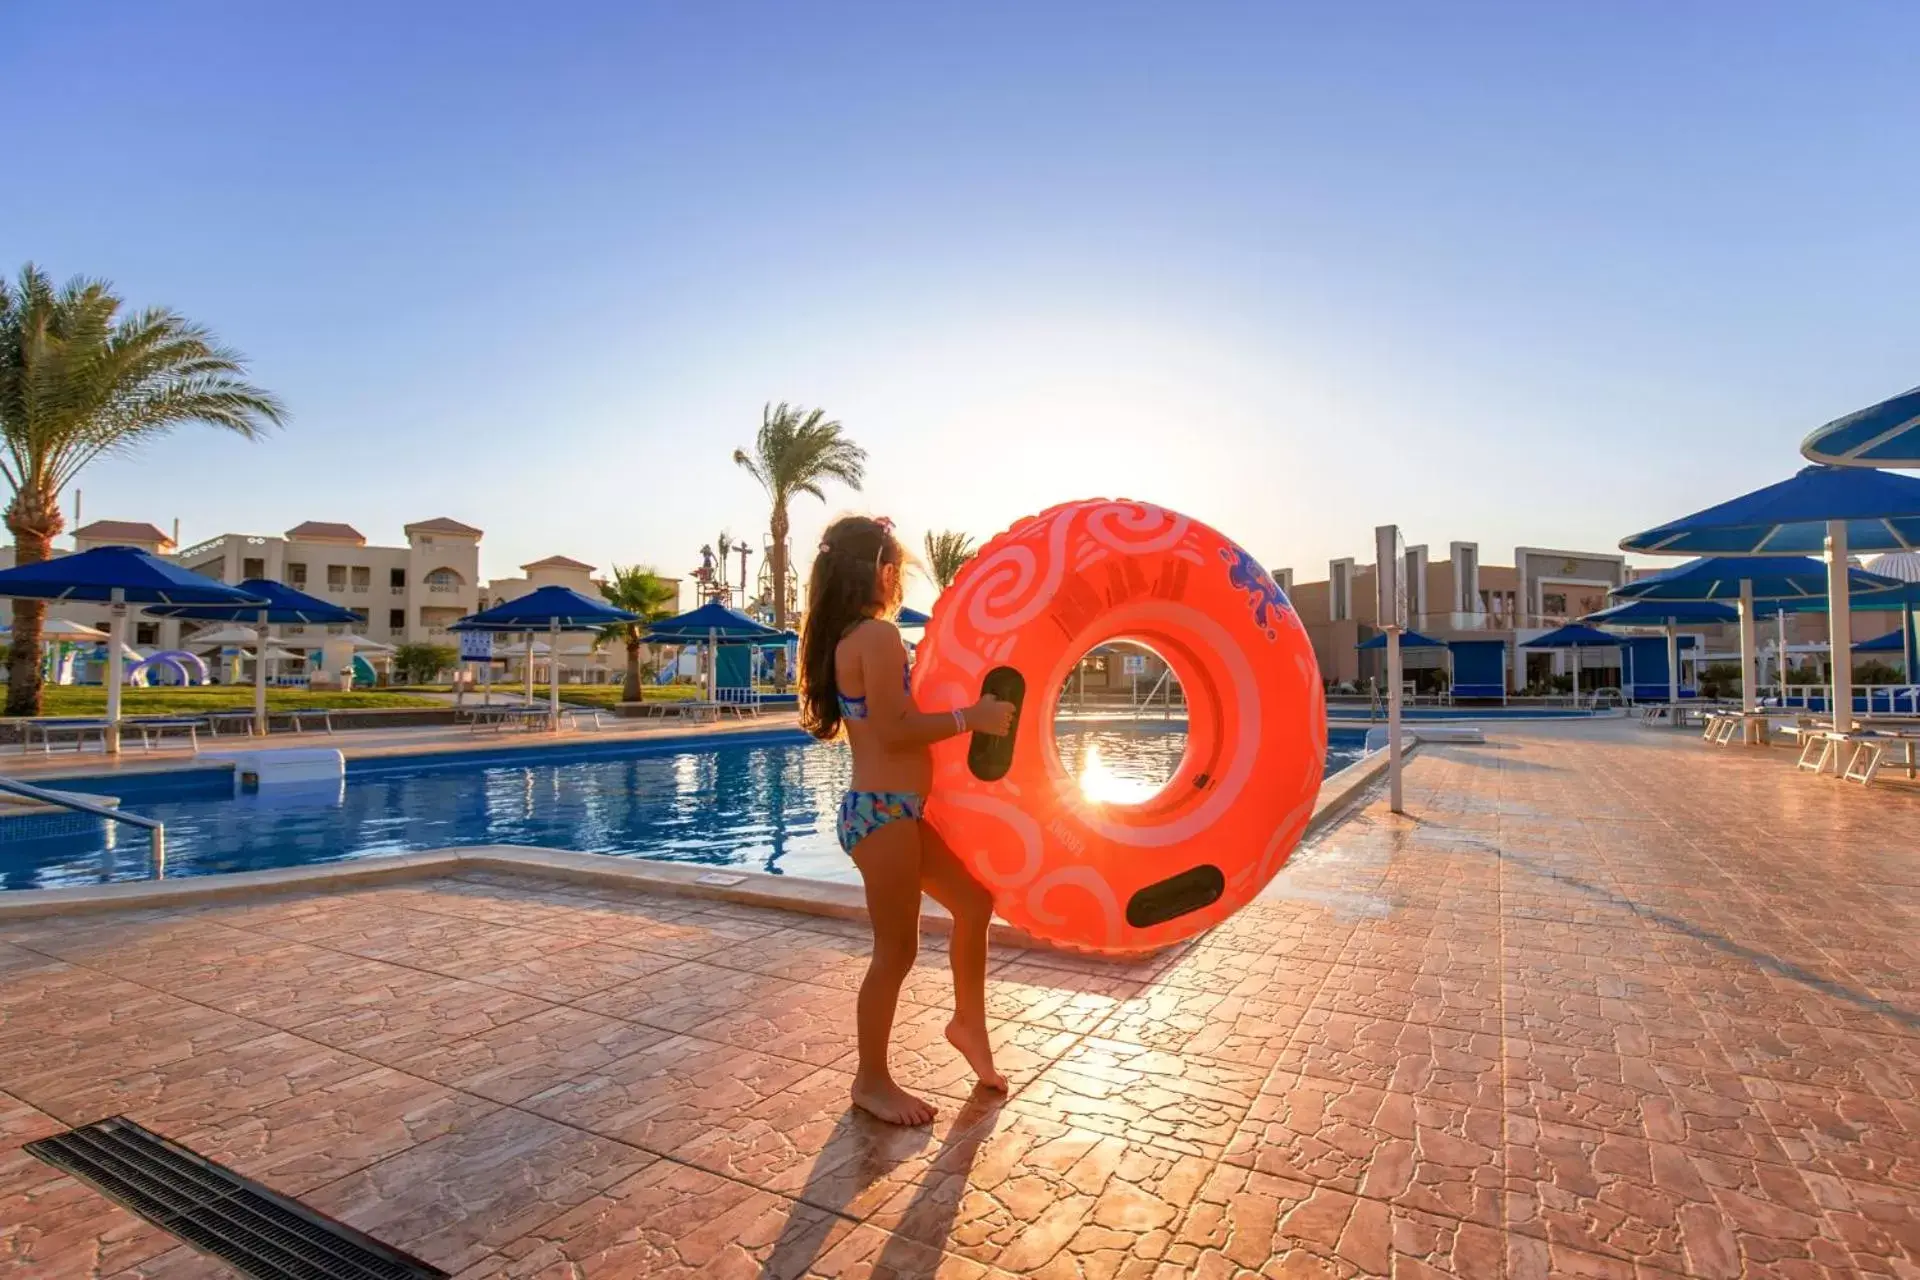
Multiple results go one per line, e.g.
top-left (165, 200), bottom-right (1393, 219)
top-left (761, 1089), bottom-right (1006, 1279)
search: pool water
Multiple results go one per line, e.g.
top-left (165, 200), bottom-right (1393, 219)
top-left (0, 725), bottom-right (1368, 892)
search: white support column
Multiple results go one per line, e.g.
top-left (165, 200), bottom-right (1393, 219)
top-left (523, 630), bottom-right (535, 703)
top-left (1738, 579), bottom-right (1757, 716)
top-left (548, 618), bottom-right (562, 730)
top-left (253, 608), bottom-right (270, 735)
top-left (1386, 629), bottom-right (1404, 813)
top-left (1777, 609), bottom-right (1788, 703)
top-left (1665, 622), bottom-right (1679, 710)
top-left (1828, 520), bottom-right (1853, 731)
top-left (105, 589), bottom-right (127, 756)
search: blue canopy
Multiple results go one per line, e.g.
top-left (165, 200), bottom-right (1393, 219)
top-left (643, 599), bottom-right (782, 644)
top-left (1356, 630), bottom-right (1444, 650)
top-left (1611, 555), bottom-right (1901, 602)
top-left (1522, 623), bottom-right (1620, 649)
top-left (451, 585), bottom-right (639, 632)
top-left (146, 578), bottom-right (359, 625)
top-left (1582, 599), bottom-right (1738, 626)
top-left (1802, 385), bottom-right (1920, 469)
top-left (896, 606), bottom-right (932, 628)
top-left (1854, 630), bottom-right (1906, 654)
top-left (1765, 584), bottom-right (1917, 614)
top-left (0, 546), bottom-right (266, 606)
top-left (1620, 466), bottom-right (1920, 557)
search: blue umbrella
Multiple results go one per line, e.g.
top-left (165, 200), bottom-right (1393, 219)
top-left (1581, 600), bottom-right (1736, 708)
top-left (0, 546), bottom-right (267, 752)
top-left (1612, 556), bottom-right (1903, 713)
top-left (148, 579), bottom-right (360, 735)
top-left (1854, 630), bottom-right (1905, 655)
top-left (1622, 465), bottom-right (1920, 728)
top-left (896, 606), bottom-right (932, 628)
top-left (1356, 630), bottom-right (1444, 650)
top-left (643, 599), bottom-right (781, 701)
top-left (1613, 556), bottom-right (1900, 602)
top-left (1522, 624), bottom-right (1620, 706)
top-left (1801, 385), bottom-right (1920, 469)
top-left (452, 586), bottom-right (640, 724)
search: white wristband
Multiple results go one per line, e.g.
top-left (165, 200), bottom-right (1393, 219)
top-left (952, 708), bottom-right (968, 734)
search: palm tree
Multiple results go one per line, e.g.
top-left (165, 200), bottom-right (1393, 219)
top-left (923, 529), bottom-right (977, 592)
top-left (733, 402), bottom-right (866, 631)
top-left (597, 565), bottom-right (678, 702)
top-left (0, 265), bottom-right (284, 715)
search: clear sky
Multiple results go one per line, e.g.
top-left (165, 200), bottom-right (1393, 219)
top-left (7, 2), bottom-right (1917, 608)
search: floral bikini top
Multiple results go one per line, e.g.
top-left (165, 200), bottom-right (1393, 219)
top-left (839, 665), bottom-right (911, 721)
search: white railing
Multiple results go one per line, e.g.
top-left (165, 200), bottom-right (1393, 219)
top-left (1768, 683), bottom-right (1920, 714)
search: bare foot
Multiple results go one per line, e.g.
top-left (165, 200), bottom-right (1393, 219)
top-left (945, 1018), bottom-right (1009, 1091)
top-left (851, 1073), bottom-right (936, 1126)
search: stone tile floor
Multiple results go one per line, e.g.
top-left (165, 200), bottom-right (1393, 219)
top-left (1, 724), bottom-right (1916, 1277)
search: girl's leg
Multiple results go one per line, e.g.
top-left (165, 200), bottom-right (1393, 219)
top-left (848, 818), bottom-right (936, 1125)
top-left (918, 825), bottom-right (1006, 1090)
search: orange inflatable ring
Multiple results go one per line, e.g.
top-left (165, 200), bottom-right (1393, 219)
top-left (913, 498), bottom-right (1326, 955)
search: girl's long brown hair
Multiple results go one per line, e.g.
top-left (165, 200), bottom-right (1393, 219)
top-left (798, 515), bottom-right (905, 740)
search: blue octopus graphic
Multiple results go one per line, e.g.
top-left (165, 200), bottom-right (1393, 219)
top-left (1220, 543), bottom-right (1294, 640)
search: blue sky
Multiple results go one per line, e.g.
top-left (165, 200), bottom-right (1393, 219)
top-left (6, 2), bottom-right (1917, 606)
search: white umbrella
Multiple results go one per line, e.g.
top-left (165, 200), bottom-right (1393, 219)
top-left (187, 625), bottom-right (261, 648)
top-left (345, 634), bottom-right (395, 652)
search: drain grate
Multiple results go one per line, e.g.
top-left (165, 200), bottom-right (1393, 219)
top-left (25, 1116), bottom-right (448, 1280)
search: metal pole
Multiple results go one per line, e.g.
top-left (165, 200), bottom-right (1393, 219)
top-left (254, 608), bottom-right (270, 736)
top-left (1738, 579), bottom-right (1757, 716)
top-left (1572, 645), bottom-right (1581, 707)
top-left (1827, 520), bottom-right (1853, 732)
top-left (523, 630), bottom-right (535, 703)
top-left (105, 588), bottom-right (126, 755)
top-left (1387, 628), bottom-right (1404, 813)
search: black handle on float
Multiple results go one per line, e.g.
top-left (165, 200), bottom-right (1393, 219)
top-left (966, 665), bottom-right (1025, 782)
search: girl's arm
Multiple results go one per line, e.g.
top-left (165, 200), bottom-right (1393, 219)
top-left (854, 621), bottom-right (1010, 748)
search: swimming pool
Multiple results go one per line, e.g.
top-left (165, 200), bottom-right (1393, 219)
top-left (0, 725), bottom-right (1369, 893)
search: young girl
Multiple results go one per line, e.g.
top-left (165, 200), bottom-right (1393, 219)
top-left (799, 515), bottom-right (1015, 1126)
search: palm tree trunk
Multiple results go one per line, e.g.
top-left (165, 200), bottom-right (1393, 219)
top-left (770, 502), bottom-right (790, 632)
top-left (624, 636), bottom-right (642, 702)
top-left (4, 489), bottom-right (61, 718)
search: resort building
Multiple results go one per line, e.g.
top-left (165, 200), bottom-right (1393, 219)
top-left (1280, 539), bottom-right (1907, 695)
top-left (2, 515), bottom-right (681, 685)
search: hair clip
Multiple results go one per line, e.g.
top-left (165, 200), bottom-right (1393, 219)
top-left (874, 516), bottom-right (895, 534)
top-left (818, 539), bottom-right (833, 554)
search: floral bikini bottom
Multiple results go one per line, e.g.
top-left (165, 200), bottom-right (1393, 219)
top-left (836, 790), bottom-right (924, 854)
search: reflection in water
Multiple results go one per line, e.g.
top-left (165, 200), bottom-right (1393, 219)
top-left (0, 727), bottom-right (1362, 894)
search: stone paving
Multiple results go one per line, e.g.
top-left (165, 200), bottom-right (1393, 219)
top-left (0, 723), bottom-right (1916, 1277)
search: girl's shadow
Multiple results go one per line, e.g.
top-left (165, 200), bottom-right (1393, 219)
top-left (762, 1088), bottom-right (1007, 1278)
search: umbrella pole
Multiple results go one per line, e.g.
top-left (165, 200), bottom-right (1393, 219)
top-left (1737, 579), bottom-right (1757, 718)
top-left (1777, 608), bottom-right (1788, 703)
top-left (1827, 520), bottom-right (1853, 731)
top-left (709, 627), bottom-right (717, 702)
top-left (254, 608), bottom-right (269, 736)
top-left (1572, 646), bottom-right (1580, 708)
top-left (105, 589), bottom-right (126, 755)
top-left (549, 618), bottom-right (561, 731)
top-left (524, 631), bottom-right (535, 704)
top-left (1665, 622), bottom-right (1678, 713)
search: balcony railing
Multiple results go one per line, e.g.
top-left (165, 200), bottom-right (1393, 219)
top-left (427, 583), bottom-right (460, 593)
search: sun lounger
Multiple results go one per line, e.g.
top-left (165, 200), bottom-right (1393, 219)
top-left (21, 717), bottom-right (110, 753)
top-left (1839, 729), bottom-right (1920, 785)
top-left (128, 716), bottom-right (203, 752)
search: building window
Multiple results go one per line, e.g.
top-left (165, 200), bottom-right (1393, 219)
top-left (135, 623), bottom-right (158, 646)
top-left (350, 608), bottom-right (369, 624)
top-left (425, 567), bottom-right (461, 593)
top-left (287, 562), bottom-right (307, 588)
top-left (388, 609), bottom-right (405, 630)
top-left (326, 565), bottom-right (347, 592)
top-left (1543, 592), bottom-right (1568, 617)
top-left (389, 568), bottom-right (405, 589)
top-left (242, 556), bottom-right (265, 580)
top-left (350, 566), bottom-right (370, 592)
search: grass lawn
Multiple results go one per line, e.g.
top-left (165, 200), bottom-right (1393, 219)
top-left (20, 687), bottom-right (442, 717)
top-left (388, 683), bottom-right (707, 708)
